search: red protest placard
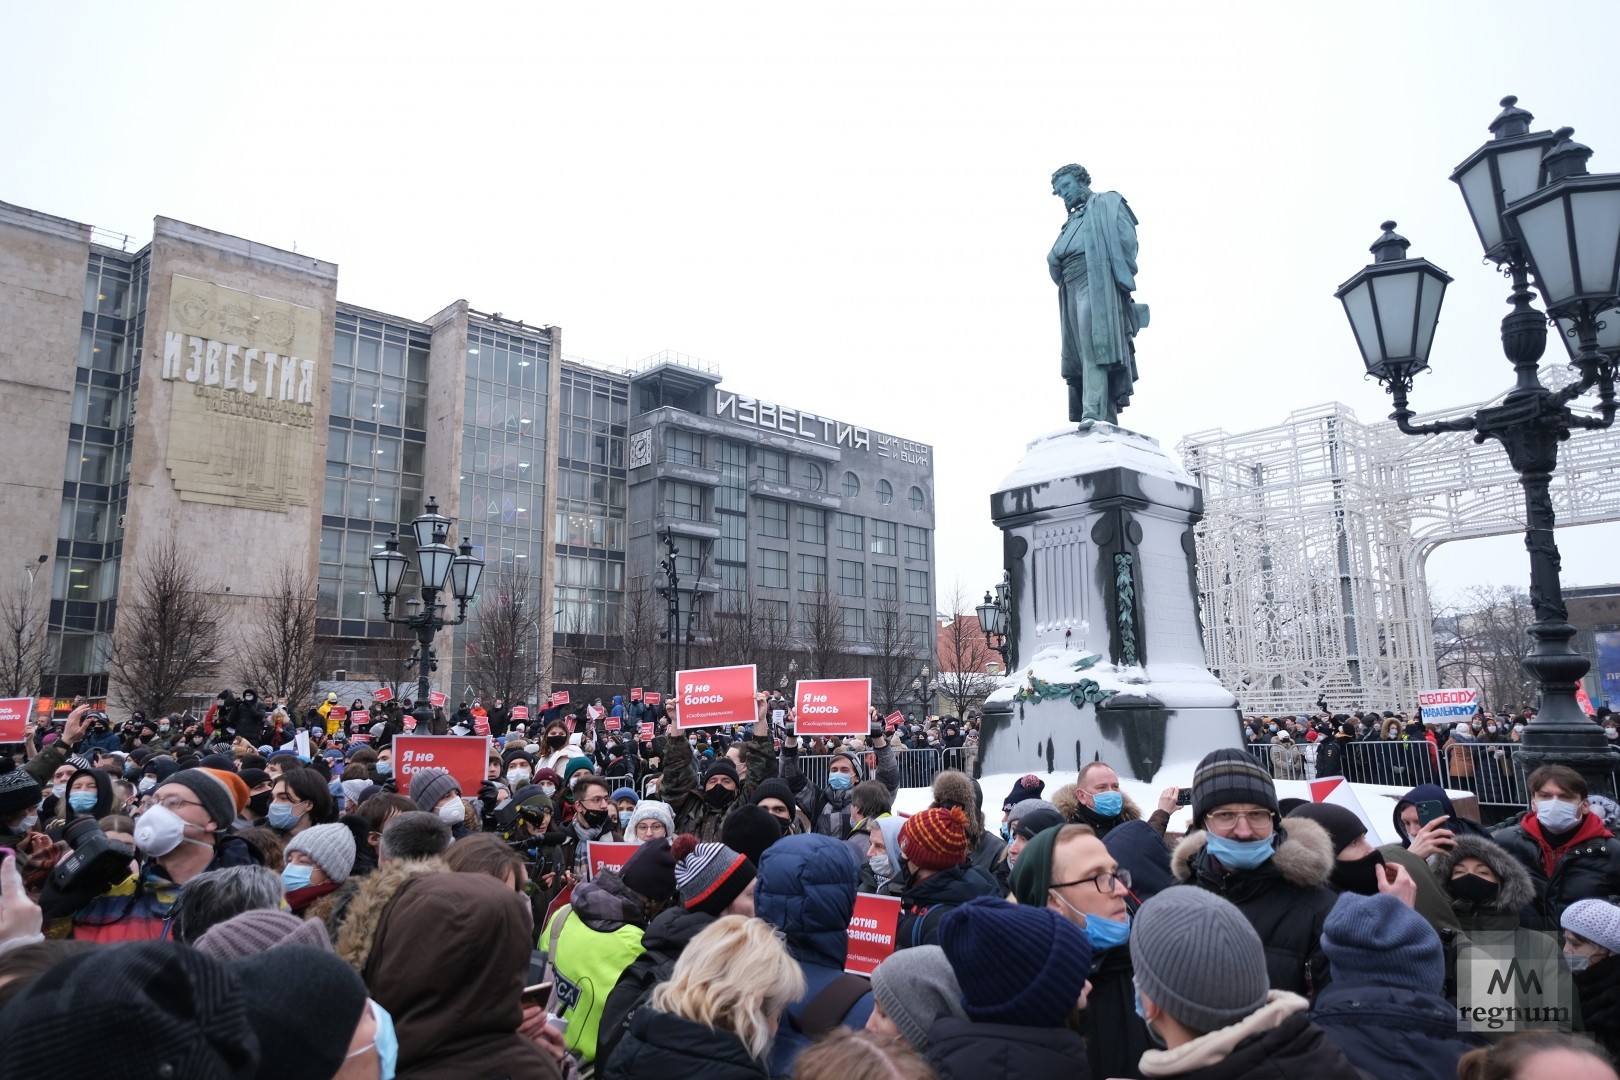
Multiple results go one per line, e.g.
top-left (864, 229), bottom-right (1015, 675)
top-left (794, 678), bottom-right (871, 736)
top-left (644, 692), bottom-right (662, 706)
top-left (349, 732), bottom-right (371, 745)
top-left (329, 706), bottom-right (348, 722)
top-left (605, 716), bottom-right (621, 731)
top-left (403, 714), bottom-right (417, 732)
top-left (638, 722), bottom-right (655, 741)
top-left (510, 705), bottom-right (530, 721)
top-left (885, 711), bottom-right (904, 728)
top-left (429, 691), bottom-right (447, 708)
top-left (473, 713), bottom-right (490, 736)
top-left (630, 687), bottom-right (643, 702)
top-left (587, 841), bottom-right (641, 881)
top-left (549, 691), bottom-right (570, 707)
top-left (372, 686), bottom-right (394, 703)
top-left (845, 893), bottom-right (903, 975)
top-left (393, 735), bottom-right (490, 796)
top-left (0, 698), bottom-right (33, 742)
top-left (350, 709), bottom-right (370, 728)
top-left (544, 884), bottom-right (574, 925)
top-left (674, 665), bottom-right (756, 728)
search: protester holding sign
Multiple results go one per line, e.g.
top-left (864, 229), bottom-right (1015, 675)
top-left (660, 689), bottom-right (776, 843)
top-left (781, 707), bottom-right (900, 841)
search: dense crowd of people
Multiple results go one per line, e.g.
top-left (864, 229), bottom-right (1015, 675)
top-left (2, 690), bottom-right (1620, 1079)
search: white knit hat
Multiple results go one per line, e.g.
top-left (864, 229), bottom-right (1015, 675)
top-left (1562, 899), bottom-right (1620, 954)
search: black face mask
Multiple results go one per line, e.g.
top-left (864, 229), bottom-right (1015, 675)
top-left (247, 792), bottom-right (272, 818)
top-left (581, 808), bottom-right (610, 829)
top-left (1449, 872), bottom-right (1500, 909)
top-left (1330, 850), bottom-right (1386, 896)
top-left (546, 734), bottom-right (568, 749)
top-left (703, 785), bottom-right (736, 810)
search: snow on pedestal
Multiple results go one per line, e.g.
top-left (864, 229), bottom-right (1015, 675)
top-left (980, 422), bottom-right (1242, 785)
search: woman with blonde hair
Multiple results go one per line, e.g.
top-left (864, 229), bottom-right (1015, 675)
top-left (793, 1029), bottom-right (939, 1080)
top-left (605, 914), bottom-right (805, 1080)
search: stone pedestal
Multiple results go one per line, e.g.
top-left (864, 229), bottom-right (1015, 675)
top-left (979, 422), bottom-right (1242, 783)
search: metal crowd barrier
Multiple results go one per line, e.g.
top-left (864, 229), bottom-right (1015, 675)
top-left (790, 748), bottom-right (954, 790)
top-left (1246, 738), bottom-right (1528, 809)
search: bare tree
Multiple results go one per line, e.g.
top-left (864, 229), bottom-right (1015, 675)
top-left (869, 594), bottom-right (921, 714)
top-left (108, 535), bottom-right (226, 717)
top-left (796, 583), bottom-right (853, 680)
top-left (235, 563), bottom-right (322, 708)
top-left (602, 575), bottom-right (662, 693)
top-left (464, 565), bottom-right (543, 706)
top-left (753, 596), bottom-right (797, 694)
top-left (0, 569), bottom-right (51, 698)
top-left (937, 581), bottom-right (996, 720)
top-left (363, 632), bottom-right (420, 705)
top-left (1433, 585), bottom-right (1536, 712)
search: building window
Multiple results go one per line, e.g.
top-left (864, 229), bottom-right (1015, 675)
top-left (715, 510), bottom-right (746, 563)
top-left (871, 520), bottom-right (897, 556)
top-left (797, 507), bottom-right (826, 545)
top-left (835, 513), bottom-right (863, 551)
top-left (797, 554), bottom-right (827, 592)
top-left (716, 439), bottom-right (746, 512)
top-left (876, 479), bottom-right (893, 505)
top-left (802, 462), bottom-right (823, 491)
top-left (718, 563), bottom-right (746, 594)
top-left (903, 525), bottom-right (929, 561)
top-left (837, 560), bottom-right (864, 598)
top-left (909, 485), bottom-right (926, 511)
top-left (758, 449), bottom-right (788, 484)
top-left (758, 548), bottom-right (788, 589)
top-left (908, 612), bottom-right (932, 640)
top-left (906, 569), bottom-right (930, 606)
top-left (842, 471), bottom-right (860, 498)
top-left (664, 481), bottom-right (703, 521)
top-left (873, 564), bottom-right (898, 601)
top-left (665, 428), bottom-right (704, 467)
top-left (842, 607), bottom-right (865, 642)
top-left (757, 499), bottom-right (788, 539)
top-left (759, 598), bottom-right (790, 627)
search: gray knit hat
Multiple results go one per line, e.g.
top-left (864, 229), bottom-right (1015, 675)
top-left (285, 823), bottom-right (357, 884)
top-left (869, 944), bottom-right (965, 1052)
top-left (1563, 899), bottom-right (1620, 954)
top-left (1006, 797), bottom-right (1060, 827)
top-left (193, 908), bottom-right (334, 962)
top-left (1131, 887), bottom-right (1269, 1035)
top-left (625, 799), bottom-right (674, 839)
top-left (409, 767), bottom-right (460, 813)
top-left (1190, 748), bottom-right (1278, 829)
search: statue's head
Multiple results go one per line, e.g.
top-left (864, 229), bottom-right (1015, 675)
top-left (1051, 164), bottom-right (1092, 209)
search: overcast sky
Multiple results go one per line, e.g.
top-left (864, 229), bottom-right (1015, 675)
top-left (5, 2), bottom-right (1617, 610)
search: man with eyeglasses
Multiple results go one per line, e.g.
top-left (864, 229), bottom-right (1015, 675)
top-left (1169, 748), bottom-right (1338, 999)
top-left (56, 766), bottom-right (256, 942)
top-left (1010, 822), bottom-right (1150, 1080)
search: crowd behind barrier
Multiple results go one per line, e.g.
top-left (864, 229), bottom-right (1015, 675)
top-left (1247, 739), bottom-right (1528, 809)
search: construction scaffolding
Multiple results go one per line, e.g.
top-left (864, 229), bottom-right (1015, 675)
top-left (1178, 366), bottom-right (1620, 716)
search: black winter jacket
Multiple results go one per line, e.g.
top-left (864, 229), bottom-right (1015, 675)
top-left (1492, 811), bottom-right (1620, 924)
top-left (595, 907), bottom-right (714, 1075)
top-left (926, 1017), bottom-right (1089, 1080)
top-left (1171, 818), bottom-right (1338, 998)
top-left (896, 863), bottom-right (1001, 950)
top-left (1575, 956), bottom-right (1620, 1062)
top-left (1310, 981), bottom-right (1482, 1080)
top-left (605, 1006), bottom-right (768, 1080)
top-left (1084, 944), bottom-right (1151, 1080)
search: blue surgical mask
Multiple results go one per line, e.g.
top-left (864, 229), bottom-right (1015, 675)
top-left (827, 772), bottom-right (852, 791)
top-left (1204, 832), bottom-right (1275, 870)
top-left (1091, 791), bottom-right (1124, 818)
top-left (281, 863), bottom-right (314, 893)
top-left (375, 760), bottom-right (393, 777)
top-left (267, 802), bottom-right (300, 831)
top-left (1000, 822), bottom-right (1012, 841)
top-left (371, 999), bottom-right (399, 1079)
top-left (68, 792), bottom-right (99, 813)
top-left (1083, 911), bottom-right (1132, 951)
top-left (618, 811), bottom-right (632, 830)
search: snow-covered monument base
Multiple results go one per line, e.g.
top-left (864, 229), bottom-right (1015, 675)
top-left (980, 422), bottom-right (1243, 783)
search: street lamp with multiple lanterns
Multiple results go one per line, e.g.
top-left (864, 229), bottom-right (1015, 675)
top-left (1336, 96), bottom-right (1620, 796)
top-left (976, 574), bottom-right (1012, 674)
top-left (369, 497), bottom-right (485, 734)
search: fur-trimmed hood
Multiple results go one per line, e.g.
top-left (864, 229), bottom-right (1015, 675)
top-left (1171, 816), bottom-right (1335, 889)
top-left (333, 856), bottom-right (450, 975)
top-left (1052, 782), bottom-right (1143, 825)
top-left (1428, 834), bottom-right (1536, 915)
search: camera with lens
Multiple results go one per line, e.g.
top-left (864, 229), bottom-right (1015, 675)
top-left (50, 814), bottom-right (135, 896)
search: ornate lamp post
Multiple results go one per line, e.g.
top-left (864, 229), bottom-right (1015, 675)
top-left (656, 530), bottom-right (680, 687)
top-left (1336, 97), bottom-right (1620, 797)
top-left (976, 574), bottom-right (1012, 673)
top-left (369, 497), bottom-right (485, 734)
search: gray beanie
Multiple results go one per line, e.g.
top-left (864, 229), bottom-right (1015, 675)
top-left (1006, 797), bottom-right (1060, 827)
top-left (410, 767), bottom-right (460, 813)
top-left (285, 823), bottom-right (357, 884)
top-left (870, 944), bottom-right (966, 1052)
top-left (193, 908), bottom-right (334, 962)
top-left (625, 799), bottom-right (675, 839)
top-left (1131, 887), bottom-right (1269, 1035)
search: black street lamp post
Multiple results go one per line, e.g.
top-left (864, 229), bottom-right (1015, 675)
top-left (369, 497), bottom-right (485, 735)
top-left (1337, 97), bottom-right (1620, 798)
top-left (657, 530), bottom-right (680, 687)
top-left (976, 574), bottom-right (1012, 674)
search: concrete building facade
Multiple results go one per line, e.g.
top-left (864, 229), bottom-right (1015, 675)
top-left (0, 200), bottom-right (935, 713)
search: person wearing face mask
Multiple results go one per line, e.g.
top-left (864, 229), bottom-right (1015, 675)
top-left (44, 765), bottom-right (114, 837)
top-left (893, 807), bottom-right (1001, 950)
top-left (1058, 762), bottom-right (1141, 840)
top-left (781, 715), bottom-right (900, 840)
top-left (565, 776), bottom-right (624, 874)
top-left (857, 813), bottom-right (907, 897)
top-left (999, 774), bottom-right (1047, 841)
top-left (268, 766), bottom-right (336, 839)
top-left (50, 766), bottom-right (256, 941)
top-left (237, 767), bottom-right (273, 827)
top-left (660, 693), bottom-right (778, 843)
top-left (611, 787), bottom-right (640, 834)
top-left (1010, 822), bottom-right (1148, 1080)
top-left (282, 821), bottom-right (358, 920)
top-left (1128, 887), bottom-right (1364, 1080)
top-left (1170, 749), bottom-right (1338, 998)
top-left (751, 778), bottom-right (811, 837)
top-left (502, 748), bottom-right (536, 792)
top-left (1561, 900), bottom-right (1620, 1058)
top-left (1494, 764), bottom-right (1620, 924)
top-left (537, 720), bottom-right (577, 777)
top-left (408, 767), bottom-right (474, 841)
